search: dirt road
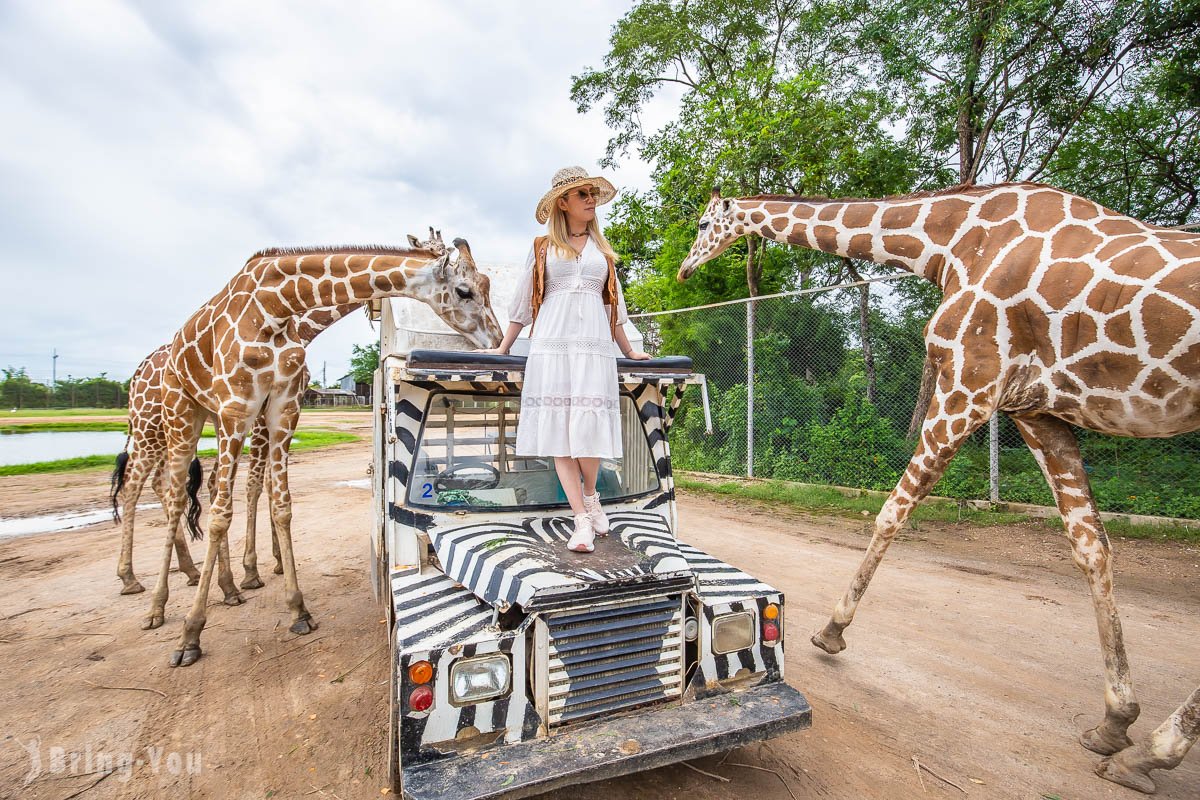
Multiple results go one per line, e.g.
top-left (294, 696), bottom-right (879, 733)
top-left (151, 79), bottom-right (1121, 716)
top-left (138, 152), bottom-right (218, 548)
top-left (1, 417), bottom-right (1197, 799)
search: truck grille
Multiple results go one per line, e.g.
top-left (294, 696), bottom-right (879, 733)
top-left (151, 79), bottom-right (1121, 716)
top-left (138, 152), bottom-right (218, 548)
top-left (543, 593), bottom-right (685, 726)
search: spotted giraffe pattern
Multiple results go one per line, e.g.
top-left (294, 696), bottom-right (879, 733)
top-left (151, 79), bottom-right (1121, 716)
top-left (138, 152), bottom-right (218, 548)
top-left (117, 304), bottom-right (364, 622)
top-left (680, 182), bottom-right (1200, 790)
top-left (113, 345), bottom-right (201, 595)
top-left (154, 241), bottom-right (503, 667)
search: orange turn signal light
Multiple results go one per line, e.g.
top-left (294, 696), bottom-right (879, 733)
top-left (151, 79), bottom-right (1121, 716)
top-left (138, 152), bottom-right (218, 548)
top-left (764, 604), bottom-right (779, 620)
top-left (409, 660), bottom-right (433, 685)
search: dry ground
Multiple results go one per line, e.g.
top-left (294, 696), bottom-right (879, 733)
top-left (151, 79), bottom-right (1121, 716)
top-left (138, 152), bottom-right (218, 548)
top-left (1, 412), bottom-right (1197, 799)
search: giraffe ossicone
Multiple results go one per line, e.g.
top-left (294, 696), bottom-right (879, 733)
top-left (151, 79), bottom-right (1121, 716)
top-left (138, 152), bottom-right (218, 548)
top-left (681, 181), bottom-right (1200, 792)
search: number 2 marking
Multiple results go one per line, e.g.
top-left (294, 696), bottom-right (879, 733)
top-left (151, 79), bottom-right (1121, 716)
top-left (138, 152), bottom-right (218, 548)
top-left (421, 483), bottom-right (433, 498)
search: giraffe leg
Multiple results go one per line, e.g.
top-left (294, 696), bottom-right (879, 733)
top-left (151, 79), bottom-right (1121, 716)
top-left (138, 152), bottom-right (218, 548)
top-left (152, 460), bottom-right (200, 585)
top-left (812, 380), bottom-right (990, 653)
top-left (145, 410), bottom-right (205, 631)
top-left (265, 395), bottom-right (317, 636)
top-left (240, 422), bottom-right (269, 590)
top-left (217, 532), bottom-right (244, 605)
top-left (211, 440), bottom-right (243, 605)
top-left (271, 513), bottom-right (283, 574)
top-left (1097, 684), bottom-right (1200, 794)
top-left (1011, 414), bottom-right (1140, 755)
top-left (170, 414), bottom-right (250, 667)
top-left (116, 451), bottom-right (154, 595)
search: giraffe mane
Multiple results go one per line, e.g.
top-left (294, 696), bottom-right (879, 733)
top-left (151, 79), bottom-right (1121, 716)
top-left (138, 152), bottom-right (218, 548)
top-left (748, 181), bottom-right (1056, 204)
top-left (245, 244), bottom-right (439, 264)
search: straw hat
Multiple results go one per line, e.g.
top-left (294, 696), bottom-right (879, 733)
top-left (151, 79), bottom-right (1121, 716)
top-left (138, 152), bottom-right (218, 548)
top-left (534, 165), bottom-right (617, 224)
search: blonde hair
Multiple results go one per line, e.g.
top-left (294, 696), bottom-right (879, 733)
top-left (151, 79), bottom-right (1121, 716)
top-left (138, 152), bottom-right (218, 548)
top-left (547, 197), bottom-right (617, 261)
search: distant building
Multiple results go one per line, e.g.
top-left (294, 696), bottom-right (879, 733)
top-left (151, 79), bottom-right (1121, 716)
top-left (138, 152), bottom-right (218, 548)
top-left (338, 373), bottom-right (371, 405)
top-left (302, 387), bottom-right (359, 407)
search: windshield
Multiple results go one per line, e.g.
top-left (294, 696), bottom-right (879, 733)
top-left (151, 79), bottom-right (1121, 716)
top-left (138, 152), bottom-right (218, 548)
top-left (406, 391), bottom-right (661, 511)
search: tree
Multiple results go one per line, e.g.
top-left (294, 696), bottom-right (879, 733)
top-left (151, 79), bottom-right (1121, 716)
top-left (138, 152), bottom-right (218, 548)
top-left (851, 0), bottom-right (1200, 430)
top-left (349, 342), bottom-right (380, 385)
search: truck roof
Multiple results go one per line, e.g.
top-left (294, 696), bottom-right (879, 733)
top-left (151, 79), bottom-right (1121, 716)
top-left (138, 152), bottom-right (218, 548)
top-left (400, 349), bottom-right (701, 385)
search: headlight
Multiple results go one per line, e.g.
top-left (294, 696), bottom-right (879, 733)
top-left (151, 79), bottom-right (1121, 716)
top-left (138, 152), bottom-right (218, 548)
top-left (449, 654), bottom-right (511, 705)
top-left (712, 611), bottom-right (756, 654)
top-left (683, 616), bottom-right (699, 641)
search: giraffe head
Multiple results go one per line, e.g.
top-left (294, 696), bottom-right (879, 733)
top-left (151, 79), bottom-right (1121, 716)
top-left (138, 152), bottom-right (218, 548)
top-left (417, 238), bottom-right (504, 349)
top-left (678, 187), bottom-right (743, 281)
top-left (408, 226), bottom-right (447, 256)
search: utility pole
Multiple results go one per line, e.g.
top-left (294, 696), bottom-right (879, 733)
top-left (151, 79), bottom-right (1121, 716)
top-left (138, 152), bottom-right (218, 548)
top-left (322, 360), bottom-right (327, 388)
top-left (51, 348), bottom-right (58, 404)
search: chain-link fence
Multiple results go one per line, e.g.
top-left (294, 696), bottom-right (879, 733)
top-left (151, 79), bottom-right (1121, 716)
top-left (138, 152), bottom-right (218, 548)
top-left (633, 276), bottom-right (1200, 521)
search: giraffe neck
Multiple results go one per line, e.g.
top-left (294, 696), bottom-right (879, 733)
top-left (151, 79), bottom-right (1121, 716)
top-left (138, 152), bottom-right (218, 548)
top-left (734, 196), bottom-right (957, 290)
top-left (248, 252), bottom-right (436, 325)
top-left (296, 303), bottom-right (362, 345)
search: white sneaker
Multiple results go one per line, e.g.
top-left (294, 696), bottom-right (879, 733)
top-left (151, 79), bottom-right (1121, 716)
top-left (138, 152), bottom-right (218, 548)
top-left (567, 513), bottom-right (595, 553)
top-left (583, 492), bottom-right (609, 535)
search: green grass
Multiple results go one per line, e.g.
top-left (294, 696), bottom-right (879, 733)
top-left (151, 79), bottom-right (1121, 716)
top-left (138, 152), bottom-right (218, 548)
top-left (1041, 516), bottom-right (1200, 544)
top-left (279, 429), bottom-right (359, 452)
top-left (3, 408), bottom-right (126, 417)
top-left (0, 429), bottom-right (358, 477)
top-left (1, 422), bottom-right (223, 435)
top-left (0, 454), bottom-right (118, 476)
top-left (1, 421), bottom-right (130, 433)
top-left (675, 476), bottom-right (1200, 543)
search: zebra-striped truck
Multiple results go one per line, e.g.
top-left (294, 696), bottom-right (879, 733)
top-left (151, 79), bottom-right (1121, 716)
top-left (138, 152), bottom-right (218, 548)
top-left (369, 339), bottom-right (811, 798)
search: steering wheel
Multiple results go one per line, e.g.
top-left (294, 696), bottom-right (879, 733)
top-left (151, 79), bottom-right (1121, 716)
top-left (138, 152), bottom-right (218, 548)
top-left (433, 463), bottom-right (501, 492)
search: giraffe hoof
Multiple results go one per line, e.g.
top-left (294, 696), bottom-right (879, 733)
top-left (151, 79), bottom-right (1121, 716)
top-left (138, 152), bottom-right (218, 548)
top-left (240, 574), bottom-right (264, 590)
top-left (811, 623), bottom-right (847, 654)
top-left (273, 562), bottom-right (284, 575)
top-left (1081, 725), bottom-right (1134, 756)
top-left (120, 580), bottom-right (146, 595)
top-left (184, 572), bottom-right (201, 586)
top-left (168, 644), bottom-right (203, 668)
top-left (1096, 755), bottom-right (1156, 794)
top-left (223, 591), bottom-right (247, 606)
top-left (142, 612), bottom-right (165, 630)
top-left (289, 615), bottom-right (319, 636)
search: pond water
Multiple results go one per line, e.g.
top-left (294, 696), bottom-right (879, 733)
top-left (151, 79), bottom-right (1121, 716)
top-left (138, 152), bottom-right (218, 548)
top-left (0, 430), bottom-right (217, 466)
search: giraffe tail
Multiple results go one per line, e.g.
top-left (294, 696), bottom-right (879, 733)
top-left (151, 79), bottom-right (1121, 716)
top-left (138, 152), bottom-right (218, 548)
top-left (184, 457), bottom-right (204, 541)
top-left (109, 450), bottom-right (130, 524)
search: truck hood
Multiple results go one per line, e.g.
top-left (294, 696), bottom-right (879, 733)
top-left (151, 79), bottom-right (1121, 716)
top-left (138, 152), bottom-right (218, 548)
top-left (427, 509), bottom-right (693, 610)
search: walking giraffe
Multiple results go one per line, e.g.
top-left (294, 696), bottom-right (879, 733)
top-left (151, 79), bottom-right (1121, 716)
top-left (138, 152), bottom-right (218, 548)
top-left (111, 230), bottom-right (451, 605)
top-left (154, 240), bottom-right (502, 666)
top-left (678, 182), bottom-right (1200, 792)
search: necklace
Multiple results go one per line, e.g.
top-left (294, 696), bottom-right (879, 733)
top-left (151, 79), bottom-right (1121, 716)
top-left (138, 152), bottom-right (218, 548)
top-left (568, 230), bottom-right (587, 237)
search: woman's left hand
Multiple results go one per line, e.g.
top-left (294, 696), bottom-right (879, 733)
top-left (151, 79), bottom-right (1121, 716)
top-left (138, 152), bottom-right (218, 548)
top-left (624, 350), bottom-right (653, 360)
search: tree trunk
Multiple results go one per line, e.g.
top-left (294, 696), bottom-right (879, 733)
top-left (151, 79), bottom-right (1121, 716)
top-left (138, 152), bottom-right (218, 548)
top-left (745, 234), bottom-right (760, 297)
top-left (907, 356), bottom-right (938, 440)
top-left (842, 258), bottom-right (876, 403)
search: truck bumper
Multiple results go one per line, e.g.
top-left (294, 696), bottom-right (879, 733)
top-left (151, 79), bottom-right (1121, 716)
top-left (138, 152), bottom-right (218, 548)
top-left (402, 682), bottom-right (811, 800)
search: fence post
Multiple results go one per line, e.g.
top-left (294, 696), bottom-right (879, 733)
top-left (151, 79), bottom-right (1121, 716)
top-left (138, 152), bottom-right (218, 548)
top-left (746, 298), bottom-right (755, 478)
top-left (989, 414), bottom-right (999, 504)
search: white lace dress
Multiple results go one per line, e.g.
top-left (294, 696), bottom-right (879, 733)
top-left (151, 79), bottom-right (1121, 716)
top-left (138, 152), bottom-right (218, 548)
top-left (508, 237), bottom-right (628, 459)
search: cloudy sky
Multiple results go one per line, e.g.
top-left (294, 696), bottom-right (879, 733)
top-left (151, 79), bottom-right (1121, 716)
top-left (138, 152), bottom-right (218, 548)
top-left (0, 1), bottom-right (679, 387)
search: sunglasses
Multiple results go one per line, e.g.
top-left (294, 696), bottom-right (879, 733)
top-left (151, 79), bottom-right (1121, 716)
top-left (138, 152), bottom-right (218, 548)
top-left (566, 187), bottom-right (602, 202)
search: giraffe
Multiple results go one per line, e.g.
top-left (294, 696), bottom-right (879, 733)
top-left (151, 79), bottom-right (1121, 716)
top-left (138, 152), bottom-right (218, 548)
top-left (115, 230), bottom-right (452, 614)
top-left (226, 229), bottom-right (451, 594)
top-left (110, 345), bottom-right (202, 594)
top-left (112, 304), bottom-right (359, 602)
top-left (678, 182), bottom-right (1200, 792)
top-left (154, 239), bottom-right (502, 667)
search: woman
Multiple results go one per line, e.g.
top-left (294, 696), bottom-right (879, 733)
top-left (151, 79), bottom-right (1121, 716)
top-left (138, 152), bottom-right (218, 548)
top-left (480, 165), bottom-right (651, 553)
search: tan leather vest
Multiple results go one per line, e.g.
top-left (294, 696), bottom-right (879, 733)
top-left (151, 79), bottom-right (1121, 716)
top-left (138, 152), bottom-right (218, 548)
top-left (528, 234), bottom-right (620, 340)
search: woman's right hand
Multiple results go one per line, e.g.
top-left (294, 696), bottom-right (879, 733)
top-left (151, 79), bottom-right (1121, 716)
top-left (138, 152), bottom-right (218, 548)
top-left (473, 347), bottom-right (508, 355)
